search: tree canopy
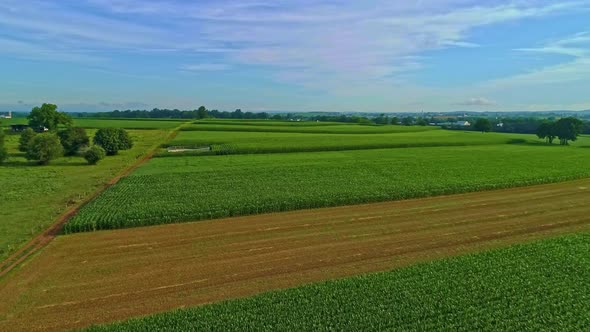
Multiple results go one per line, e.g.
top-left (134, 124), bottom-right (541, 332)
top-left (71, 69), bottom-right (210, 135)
top-left (58, 127), bottom-right (90, 156)
top-left (535, 117), bottom-right (583, 145)
top-left (28, 103), bottom-right (72, 131)
top-left (196, 106), bottom-right (209, 119)
top-left (554, 117), bottom-right (584, 145)
top-left (474, 118), bottom-right (492, 133)
top-left (536, 122), bottom-right (556, 144)
top-left (93, 128), bottom-right (133, 155)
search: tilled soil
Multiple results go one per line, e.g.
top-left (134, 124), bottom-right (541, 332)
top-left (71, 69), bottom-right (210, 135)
top-left (1, 178), bottom-right (589, 331)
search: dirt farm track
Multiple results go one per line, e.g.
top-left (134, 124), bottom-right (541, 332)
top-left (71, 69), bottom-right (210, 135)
top-left (1, 178), bottom-right (590, 331)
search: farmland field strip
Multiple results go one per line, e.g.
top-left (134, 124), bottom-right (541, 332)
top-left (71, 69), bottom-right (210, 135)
top-left (46, 209), bottom-right (581, 294)
top-left (11, 221), bottom-right (590, 332)
top-left (82, 234), bottom-right (590, 332)
top-left (65, 145), bottom-right (590, 232)
top-left (92, 190), bottom-right (584, 263)
top-left (1, 181), bottom-right (587, 332)
top-left (163, 129), bottom-right (533, 155)
top-left (131, 204), bottom-right (589, 275)
top-left (12, 217), bottom-right (584, 315)
top-left (192, 120), bottom-right (347, 127)
top-left (68, 176), bottom-right (584, 244)
top-left (183, 123), bottom-right (438, 134)
top-left (31, 185), bottom-right (590, 285)
top-left (71, 186), bottom-right (571, 253)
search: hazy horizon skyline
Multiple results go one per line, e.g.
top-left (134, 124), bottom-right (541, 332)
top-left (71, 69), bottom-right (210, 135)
top-left (2, 1), bottom-right (590, 113)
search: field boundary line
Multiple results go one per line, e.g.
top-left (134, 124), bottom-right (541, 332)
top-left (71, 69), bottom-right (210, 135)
top-left (0, 124), bottom-right (185, 279)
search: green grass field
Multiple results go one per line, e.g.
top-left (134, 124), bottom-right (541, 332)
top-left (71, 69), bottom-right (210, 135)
top-left (165, 129), bottom-right (535, 155)
top-left (73, 118), bottom-right (189, 129)
top-left (65, 144), bottom-right (590, 232)
top-left (0, 128), bottom-right (172, 260)
top-left (86, 233), bottom-right (590, 331)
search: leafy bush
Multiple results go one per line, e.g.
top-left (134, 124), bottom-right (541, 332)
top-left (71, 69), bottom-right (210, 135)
top-left (116, 128), bottom-right (133, 150)
top-left (18, 128), bottom-right (36, 152)
top-left (0, 129), bottom-right (7, 164)
top-left (58, 127), bottom-right (89, 156)
top-left (84, 145), bottom-right (106, 165)
top-left (25, 133), bottom-right (64, 165)
top-left (93, 128), bottom-right (133, 155)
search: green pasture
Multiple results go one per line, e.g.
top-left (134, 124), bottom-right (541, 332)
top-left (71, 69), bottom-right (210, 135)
top-left (0, 129), bottom-right (171, 260)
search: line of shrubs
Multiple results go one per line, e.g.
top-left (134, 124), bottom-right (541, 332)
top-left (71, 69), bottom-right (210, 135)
top-left (16, 127), bottom-right (133, 165)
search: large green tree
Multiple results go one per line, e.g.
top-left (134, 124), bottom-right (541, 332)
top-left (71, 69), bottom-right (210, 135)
top-left (554, 117), bottom-right (584, 145)
top-left (58, 127), bottom-right (89, 156)
top-left (536, 122), bottom-right (556, 144)
top-left (25, 133), bottom-right (64, 165)
top-left (474, 118), bottom-right (492, 133)
top-left (28, 103), bottom-right (72, 131)
top-left (196, 106), bottom-right (209, 119)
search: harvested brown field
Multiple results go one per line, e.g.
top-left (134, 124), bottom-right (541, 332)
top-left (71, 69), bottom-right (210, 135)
top-left (1, 178), bottom-right (590, 331)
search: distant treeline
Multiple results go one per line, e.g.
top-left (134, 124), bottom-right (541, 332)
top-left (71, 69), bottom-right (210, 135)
top-left (69, 108), bottom-right (590, 134)
top-left (444, 117), bottom-right (590, 135)
top-left (72, 108), bottom-right (377, 124)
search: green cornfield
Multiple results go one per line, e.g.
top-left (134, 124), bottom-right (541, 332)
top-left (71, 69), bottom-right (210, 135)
top-left (164, 129), bottom-right (533, 155)
top-left (85, 233), bottom-right (590, 331)
top-left (65, 144), bottom-right (590, 233)
top-left (183, 122), bottom-right (439, 133)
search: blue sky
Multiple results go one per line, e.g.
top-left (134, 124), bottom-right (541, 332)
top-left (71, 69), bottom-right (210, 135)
top-left (1, 0), bottom-right (589, 113)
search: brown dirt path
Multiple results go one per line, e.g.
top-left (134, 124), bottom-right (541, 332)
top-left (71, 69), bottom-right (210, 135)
top-left (0, 126), bottom-right (182, 280)
top-left (1, 178), bottom-right (589, 331)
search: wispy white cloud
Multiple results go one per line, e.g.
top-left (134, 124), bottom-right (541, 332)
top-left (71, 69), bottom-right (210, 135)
top-left (515, 31), bottom-right (590, 58)
top-left (456, 97), bottom-right (497, 107)
top-left (487, 32), bottom-right (590, 87)
top-left (3, 1), bottom-right (586, 69)
top-left (1, 0), bottom-right (590, 111)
